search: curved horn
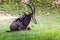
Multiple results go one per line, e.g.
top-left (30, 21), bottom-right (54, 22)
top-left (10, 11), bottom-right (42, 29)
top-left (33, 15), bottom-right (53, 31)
top-left (31, 2), bottom-right (35, 14)
top-left (25, 3), bottom-right (33, 13)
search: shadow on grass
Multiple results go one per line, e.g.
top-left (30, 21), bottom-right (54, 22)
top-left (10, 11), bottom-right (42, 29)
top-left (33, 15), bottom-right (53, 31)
top-left (5, 30), bottom-right (30, 32)
top-left (5, 30), bottom-right (13, 32)
top-left (5, 30), bottom-right (19, 32)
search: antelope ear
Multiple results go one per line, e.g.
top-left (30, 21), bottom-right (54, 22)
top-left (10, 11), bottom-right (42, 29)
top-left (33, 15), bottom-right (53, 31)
top-left (25, 12), bottom-right (30, 15)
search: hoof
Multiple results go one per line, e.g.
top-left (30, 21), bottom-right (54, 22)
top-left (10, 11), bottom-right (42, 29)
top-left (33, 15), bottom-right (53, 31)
top-left (27, 27), bottom-right (31, 30)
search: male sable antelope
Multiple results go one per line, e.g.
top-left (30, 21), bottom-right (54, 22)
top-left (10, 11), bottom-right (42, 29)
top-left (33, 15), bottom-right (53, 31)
top-left (10, 2), bottom-right (37, 31)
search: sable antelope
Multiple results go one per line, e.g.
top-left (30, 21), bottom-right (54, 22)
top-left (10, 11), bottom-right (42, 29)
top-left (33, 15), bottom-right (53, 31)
top-left (10, 2), bottom-right (37, 31)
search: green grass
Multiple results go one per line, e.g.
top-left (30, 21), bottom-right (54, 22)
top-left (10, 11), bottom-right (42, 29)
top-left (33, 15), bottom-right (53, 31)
top-left (0, 12), bottom-right (60, 40)
top-left (0, 0), bottom-right (60, 40)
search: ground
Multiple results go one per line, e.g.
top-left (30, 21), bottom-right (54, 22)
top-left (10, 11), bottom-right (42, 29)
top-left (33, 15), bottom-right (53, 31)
top-left (0, 12), bottom-right (60, 40)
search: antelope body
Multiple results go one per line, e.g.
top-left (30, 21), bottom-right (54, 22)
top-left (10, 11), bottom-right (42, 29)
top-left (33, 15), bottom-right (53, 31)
top-left (10, 2), bottom-right (37, 31)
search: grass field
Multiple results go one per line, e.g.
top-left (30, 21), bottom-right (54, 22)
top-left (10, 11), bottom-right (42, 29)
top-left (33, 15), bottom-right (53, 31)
top-left (0, 11), bottom-right (60, 40)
